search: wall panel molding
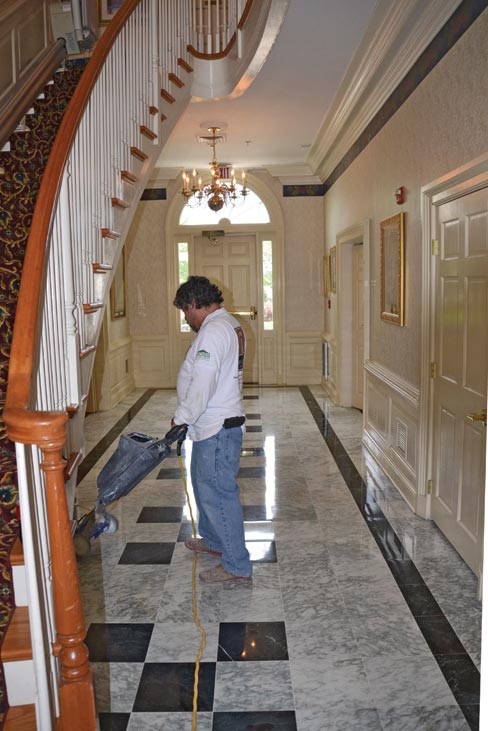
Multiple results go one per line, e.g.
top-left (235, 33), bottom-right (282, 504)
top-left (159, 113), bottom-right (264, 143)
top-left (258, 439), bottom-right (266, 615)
top-left (133, 335), bottom-right (173, 387)
top-left (363, 364), bottom-right (419, 510)
top-left (285, 331), bottom-right (322, 385)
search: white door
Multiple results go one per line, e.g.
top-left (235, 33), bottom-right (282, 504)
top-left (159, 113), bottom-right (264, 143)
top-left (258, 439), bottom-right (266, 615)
top-left (194, 234), bottom-right (259, 383)
top-left (352, 243), bottom-right (364, 409)
top-left (431, 187), bottom-right (488, 575)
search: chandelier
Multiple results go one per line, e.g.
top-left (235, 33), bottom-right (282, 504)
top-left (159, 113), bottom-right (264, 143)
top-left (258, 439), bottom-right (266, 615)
top-left (181, 127), bottom-right (248, 212)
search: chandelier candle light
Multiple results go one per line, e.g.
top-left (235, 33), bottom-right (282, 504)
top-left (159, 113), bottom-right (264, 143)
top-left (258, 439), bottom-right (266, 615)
top-left (181, 127), bottom-right (248, 212)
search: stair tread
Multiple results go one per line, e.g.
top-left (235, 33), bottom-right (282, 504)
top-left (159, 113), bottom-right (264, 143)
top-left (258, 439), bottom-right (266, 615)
top-left (4, 704), bottom-right (36, 731)
top-left (1, 606), bottom-right (32, 662)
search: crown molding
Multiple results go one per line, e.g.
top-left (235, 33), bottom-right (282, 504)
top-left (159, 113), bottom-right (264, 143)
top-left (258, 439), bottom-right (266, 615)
top-left (265, 163), bottom-right (321, 184)
top-left (308, 0), bottom-right (463, 182)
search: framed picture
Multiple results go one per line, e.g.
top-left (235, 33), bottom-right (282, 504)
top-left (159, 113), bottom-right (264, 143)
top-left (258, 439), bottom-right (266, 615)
top-left (329, 246), bottom-right (337, 293)
top-left (99, 0), bottom-right (124, 24)
top-left (380, 212), bottom-right (405, 325)
top-left (323, 255), bottom-right (329, 297)
top-left (110, 252), bottom-right (126, 319)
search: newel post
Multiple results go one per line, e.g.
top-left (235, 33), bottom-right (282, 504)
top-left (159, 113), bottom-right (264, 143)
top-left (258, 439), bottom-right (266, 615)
top-left (5, 408), bottom-right (96, 731)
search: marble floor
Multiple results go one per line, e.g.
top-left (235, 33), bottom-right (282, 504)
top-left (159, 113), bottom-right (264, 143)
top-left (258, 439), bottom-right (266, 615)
top-left (77, 386), bottom-right (481, 731)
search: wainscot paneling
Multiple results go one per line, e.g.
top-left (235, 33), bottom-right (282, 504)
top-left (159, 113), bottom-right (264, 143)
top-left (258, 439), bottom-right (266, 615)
top-left (108, 337), bottom-right (134, 408)
top-left (286, 332), bottom-right (322, 385)
top-left (363, 360), bottom-right (420, 510)
top-left (133, 335), bottom-right (173, 387)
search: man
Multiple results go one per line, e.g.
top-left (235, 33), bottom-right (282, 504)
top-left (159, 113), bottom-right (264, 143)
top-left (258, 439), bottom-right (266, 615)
top-left (172, 276), bottom-right (252, 583)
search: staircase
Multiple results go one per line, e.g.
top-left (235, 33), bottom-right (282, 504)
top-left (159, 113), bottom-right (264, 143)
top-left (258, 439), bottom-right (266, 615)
top-left (0, 0), bottom-right (284, 727)
top-left (0, 62), bottom-right (87, 728)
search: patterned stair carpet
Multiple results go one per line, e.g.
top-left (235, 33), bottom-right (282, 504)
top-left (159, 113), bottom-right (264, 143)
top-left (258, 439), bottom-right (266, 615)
top-left (0, 59), bottom-right (86, 727)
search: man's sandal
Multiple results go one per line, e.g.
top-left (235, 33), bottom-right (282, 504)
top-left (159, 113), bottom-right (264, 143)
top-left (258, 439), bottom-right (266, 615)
top-left (184, 537), bottom-right (222, 557)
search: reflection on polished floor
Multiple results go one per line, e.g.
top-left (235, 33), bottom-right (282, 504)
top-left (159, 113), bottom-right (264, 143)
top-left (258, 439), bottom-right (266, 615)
top-left (77, 386), bottom-right (481, 731)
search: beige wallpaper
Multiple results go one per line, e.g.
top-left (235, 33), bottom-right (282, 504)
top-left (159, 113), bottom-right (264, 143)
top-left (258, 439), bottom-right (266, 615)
top-left (125, 199), bottom-right (169, 336)
top-left (282, 196), bottom-right (324, 332)
top-left (324, 10), bottom-right (488, 387)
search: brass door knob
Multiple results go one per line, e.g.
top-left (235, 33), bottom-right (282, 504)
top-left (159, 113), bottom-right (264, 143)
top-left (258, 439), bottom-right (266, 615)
top-left (466, 408), bottom-right (487, 426)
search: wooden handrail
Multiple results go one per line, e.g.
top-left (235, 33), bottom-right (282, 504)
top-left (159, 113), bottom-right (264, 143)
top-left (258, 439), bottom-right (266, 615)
top-left (4, 0), bottom-right (142, 415)
top-left (187, 0), bottom-right (254, 60)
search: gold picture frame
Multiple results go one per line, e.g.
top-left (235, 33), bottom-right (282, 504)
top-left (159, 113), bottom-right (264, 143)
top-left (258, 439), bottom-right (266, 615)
top-left (110, 252), bottom-right (126, 319)
top-left (329, 246), bottom-right (337, 293)
top-left (323, 255), bottom-right (329, 297)
top-left (98, 0), bottom-right (124, 25)
top-left (380, 212), bottom-right (404, 325)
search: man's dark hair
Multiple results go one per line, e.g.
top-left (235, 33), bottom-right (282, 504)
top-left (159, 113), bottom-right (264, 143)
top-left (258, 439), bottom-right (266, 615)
top-left (173, 276), bottom-right (224, 309)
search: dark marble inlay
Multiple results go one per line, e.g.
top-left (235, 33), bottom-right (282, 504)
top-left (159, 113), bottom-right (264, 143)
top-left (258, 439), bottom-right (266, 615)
top-left (77, 389), bottom-right (156, 483)
top-left (243, 395), bottom-right (259, 399)
top-left (416, 615), bottom-right (469, 656)
top-left (245, 413), bottom-right (261, 419)
top-left (133, 662), bottom-right (216, 712)
top-left (436, 655), bottom-right (481, 707)
top-left (85, 623), bottom-right (153, 662)
top-left (137, 506), bottom-right (183, 523)
top-left (118, 542), bottom-right (174, 565)
top-left (218, 622), bottom-right (288, 661)
top-left (299, 385), bottom-right (480, 729)
top-left (98, 713), bottom-right (130, 731)
top-left (245, 425), bottom-right (263, 432)
top-left (398, 583), bottom-right (444, 617)
top-left (459, 704), bottom-right (480, 731)
top-left (156, 467), bottom-right (187, 479)
top-left (241, 447), bottom-right (265, 456)
top-left (213, 711), bottom-right (297, 730)
top-left (238, 466), bottom-right (266, 478)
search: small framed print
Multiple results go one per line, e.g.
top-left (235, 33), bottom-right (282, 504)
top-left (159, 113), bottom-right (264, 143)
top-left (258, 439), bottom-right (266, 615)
top-left (329, 246), bottom-right (337, 293)
top-left (99, 0), bottom-right (124, 25)
top-left (323, 255), bottom-right (330, 297)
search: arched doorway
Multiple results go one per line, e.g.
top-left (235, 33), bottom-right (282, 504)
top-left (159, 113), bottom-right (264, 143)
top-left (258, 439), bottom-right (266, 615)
top-left (165, 174), bottom-right (285, 385)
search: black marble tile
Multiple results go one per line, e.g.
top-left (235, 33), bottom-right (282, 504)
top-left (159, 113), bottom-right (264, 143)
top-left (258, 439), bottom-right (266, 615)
top-left (85, 623), bottom-right (153, 662)
top-left (243, 395), bottom-right (259, 399)
top-left (98, 713), bottom-right (130, 731)
top-left (248, 540), bottom-right (277, 562)
top-left (118, 542), bottom-right (174, 565)
top-left (386, 559), bottom-right (424, 585)
top-left (245, 425), bottom-right (263, 432)
top-left (218, 622), bottom-right (288, 661)
top-left (242, 505), bottom-right (270, 521)
top-left (238, 466), bottom-right (266, 478)
top-left (416, 615), bottom-right (468, 656)
top-left (459, 704), bottom-right (480, 731)
top-left (245, 413), bottom-right (261, 419)
top-left (178, 523), bottom-right (198, 541)
top-left (133, 662), bottom-right (216, 712)
top-left (436, 655), bottom-right (481, 706)
top-left (156, 467), bottom-right (187, 479)
top-left (241, 447), bottom-right (265, 457)
top-left (137, 507), bottom-right (183, 523)
top-left (398, 583), bottom-right (444, 617)
top-left (213, 711), bottom-right (297, 730)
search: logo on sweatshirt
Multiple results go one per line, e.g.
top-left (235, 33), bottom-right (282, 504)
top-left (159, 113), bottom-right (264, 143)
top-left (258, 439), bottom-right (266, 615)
top-left (196, 349), bottom-right (211, 360)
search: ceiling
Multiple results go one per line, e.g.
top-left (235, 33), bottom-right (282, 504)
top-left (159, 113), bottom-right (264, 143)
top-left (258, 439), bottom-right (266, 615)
top-left (156, 0), bottom-right (462, 183)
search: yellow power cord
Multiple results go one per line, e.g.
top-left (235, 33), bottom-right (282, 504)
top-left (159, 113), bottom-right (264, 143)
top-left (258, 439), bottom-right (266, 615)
top-left (178, 450), bottom-right (206, 731)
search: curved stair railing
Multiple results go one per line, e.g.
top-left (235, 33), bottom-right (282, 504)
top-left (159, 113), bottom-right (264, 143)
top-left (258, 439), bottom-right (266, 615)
top-left (1, 0), bottom-right (283, 727)
top-left (3, 1), bottom-right (195, 728)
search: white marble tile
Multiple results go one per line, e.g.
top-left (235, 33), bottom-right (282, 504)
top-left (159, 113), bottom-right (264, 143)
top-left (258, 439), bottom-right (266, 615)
top-left (295, 702), bottom-right (383, 731)
top-left (291, 657), bottom-right (371, 707)
top-left (91, 662), bottom-right (144, 712)
top-left (213, 661), bottom-right (294, 711)
top-left (377, 705), bottom-right (471, 730)
top-left (127, 713), bottom-right (213, 730)
top-left (364, 656), bottom-right (458, 712)
top-left (146, 620), bottom-right (219, 662)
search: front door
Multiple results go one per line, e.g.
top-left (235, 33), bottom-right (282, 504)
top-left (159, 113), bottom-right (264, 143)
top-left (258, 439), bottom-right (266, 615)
top-left (194, 234), bottom-right (259, 383)
top-left (431, 187), bottom-right (488, 576)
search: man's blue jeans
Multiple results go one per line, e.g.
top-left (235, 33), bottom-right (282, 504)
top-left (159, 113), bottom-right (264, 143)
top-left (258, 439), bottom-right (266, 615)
top-left (190, 426), bottom-right (251, 577)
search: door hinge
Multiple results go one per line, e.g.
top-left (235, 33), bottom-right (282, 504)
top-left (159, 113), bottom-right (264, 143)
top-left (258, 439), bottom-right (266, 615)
top-left (427, 479), bottom-right (433, 494)
top-left (430, 362), bottom-right (437, 378)
top-left (432, 239), bottom-right (439, 256)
